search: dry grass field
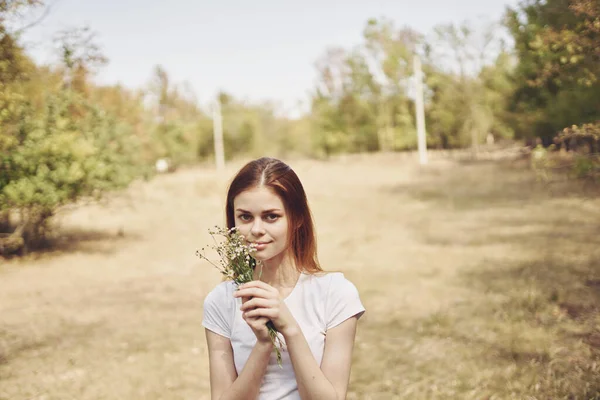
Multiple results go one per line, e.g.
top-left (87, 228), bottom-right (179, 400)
top-left (1, 153), bottom-right (599, 399)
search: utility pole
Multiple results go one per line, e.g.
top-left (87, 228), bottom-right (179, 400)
top-left (414, 55), bottom-right (428, 165)
top-left (213, 97), bottom-right (225, 171)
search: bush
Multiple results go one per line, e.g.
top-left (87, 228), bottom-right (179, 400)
top-left (554, 122), bottom-right (600, 154)
top-left (0, 90), bottom-right (146, 255)
top-left (553, 122), bottom-right (600, 180)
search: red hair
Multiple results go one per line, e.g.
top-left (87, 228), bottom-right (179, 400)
top-left (226, 157), bottom-right (322, 274)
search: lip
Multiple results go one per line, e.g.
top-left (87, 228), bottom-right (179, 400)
top-left (251, 241), bottom-right (271, 250)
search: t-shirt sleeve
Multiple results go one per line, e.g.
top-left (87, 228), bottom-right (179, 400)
top-left (202, 282), bottom-right (234, 338)
top-left (325, 273), bottom-right (366, 330)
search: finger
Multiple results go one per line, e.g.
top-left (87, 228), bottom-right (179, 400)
top-left (244, 315), bottom-right (269, 328)
top-left (240, 297), bottom-right (273, 311)
top-left (233, 287), bottom-right (271, 299)
top-left (245, 308), bottom-right (278, 319)
top-left (246, 316), bottom-right (269, 325)
top-left (239, 280), bottom-right (276, 292)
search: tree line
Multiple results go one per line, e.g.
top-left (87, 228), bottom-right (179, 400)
top-left (1, 0), bottom-right (598, 255)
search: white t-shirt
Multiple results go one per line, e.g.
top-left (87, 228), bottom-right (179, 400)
top-left (202, 271), bottom-right (365, 400)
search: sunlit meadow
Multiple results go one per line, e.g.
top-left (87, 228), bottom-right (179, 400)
top-left (1, 152), bottom-right (599, 399)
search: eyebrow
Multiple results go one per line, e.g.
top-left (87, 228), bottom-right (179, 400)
top-left (235, 208), bottom-right (282, 214)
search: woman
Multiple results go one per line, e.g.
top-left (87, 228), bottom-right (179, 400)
top-left (202, 157), bottom-right (365, 400)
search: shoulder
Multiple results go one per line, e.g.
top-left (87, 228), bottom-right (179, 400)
top-left (308, 271), bottom-right (359, 287)
top-left (202, 280), bottom-right (238, 338)
top-left (307, 272), bottom-right (365, 329)
top-left (203, 280), bottom-right (237, 309)
top-left (327, 272), bottom-right (361, 297)
top-left (303, 271), bottom-right (361, 297)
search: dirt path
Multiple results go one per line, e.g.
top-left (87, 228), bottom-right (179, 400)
top-left (1, 154), bottom-right (599, 399)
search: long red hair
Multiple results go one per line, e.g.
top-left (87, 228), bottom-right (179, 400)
top-left (225, 157), bottom-right (322, 274)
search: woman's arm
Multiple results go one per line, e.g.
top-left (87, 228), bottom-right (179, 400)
top-left (285, 317), bottom-right (359, 400)
top-left (205, 328), bottom-right (273, 400)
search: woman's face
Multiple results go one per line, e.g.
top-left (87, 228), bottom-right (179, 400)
top-left (233, 186), bottom-right (289, 262)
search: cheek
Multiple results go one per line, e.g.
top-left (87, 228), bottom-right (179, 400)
top-left (274, 220), bottom-right (290, 240)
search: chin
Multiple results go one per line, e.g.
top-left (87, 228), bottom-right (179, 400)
top-left (253, 248), bottom-right (286, 263)
top-left (253, 253), bottom-right (273, 262)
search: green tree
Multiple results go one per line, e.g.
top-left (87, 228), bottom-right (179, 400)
top-left (54, 25), bottom-right (108, 94)
top-left (506, 0), bottom-right (600, 142)
top-left (146, 65), bottom-right (210, 165)
top-left (363, 18), bottom-right (420, 150)
top-left (310, 19), bottom-right (421, 157)
top-left (424, 21), bottom-right (514, 150)
top-left (0, 13), bottom-right (146, 254)
top-left (0, 91), bottom-right (144, 254)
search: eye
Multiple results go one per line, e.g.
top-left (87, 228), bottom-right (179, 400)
top-left (264, 213), bottom-right (280, 222)
top-left (237, 214), bottom-right (252, 222)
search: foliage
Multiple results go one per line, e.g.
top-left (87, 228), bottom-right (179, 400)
top-left (0, 86), bottom-right (146, 252)
top-left (310, 20), bottom-right (423, 156)
top-left (423, 20), bottom-right (515, 149)
top-left (506, 0), bottom-right (600, 141)
top-left (554, 122), bottom-right (600, 153)
top-left (2, 0), bottom-right (600, 254)
top-left (554, 122), bottom-right (600, 179)
top-left (310, 18), bottom-right (515, 155)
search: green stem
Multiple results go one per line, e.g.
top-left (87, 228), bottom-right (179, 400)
top-left (267, 321), bottom-right (283, 367)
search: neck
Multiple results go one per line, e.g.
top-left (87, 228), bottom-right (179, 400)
top-left (254, 252), bottom-right (300, 289)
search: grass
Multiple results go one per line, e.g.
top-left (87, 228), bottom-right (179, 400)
top-left (1, 153), bottom-right (599, 399)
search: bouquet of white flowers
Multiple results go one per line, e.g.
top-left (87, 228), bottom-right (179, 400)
top-left (197, 226), bottom-right (284, 365)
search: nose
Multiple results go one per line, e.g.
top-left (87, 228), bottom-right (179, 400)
top-left (250, 219), bottom-right (265, 237)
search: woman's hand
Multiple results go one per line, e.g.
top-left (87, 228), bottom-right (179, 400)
top-left (240, 305), bottom-right (274, 344)
top-left (233, 280), bottom-right (299, 338)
